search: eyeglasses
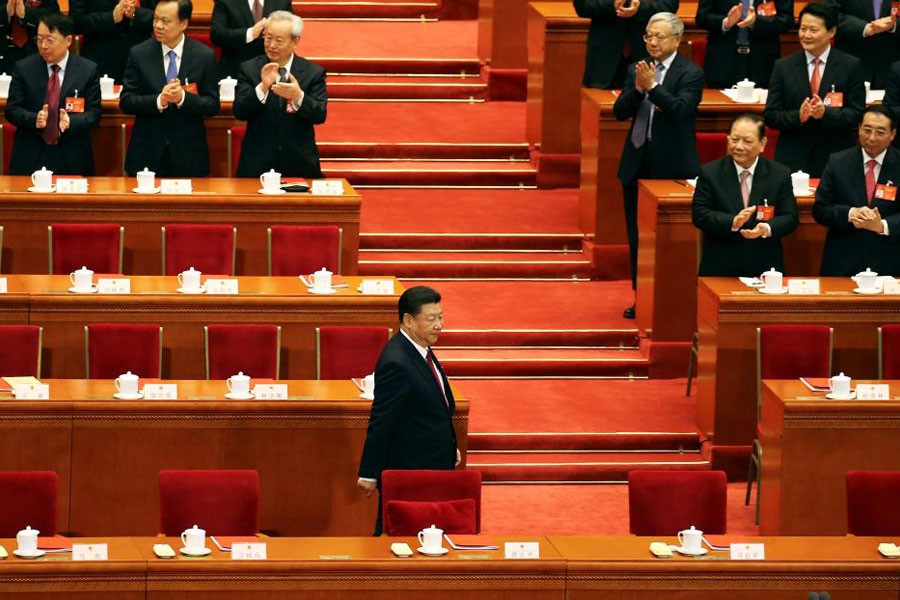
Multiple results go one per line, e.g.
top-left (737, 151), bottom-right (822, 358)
top-left (35, 35), bottom-right (60, 46)
top-left (643, 33), bottom-right (675, 42)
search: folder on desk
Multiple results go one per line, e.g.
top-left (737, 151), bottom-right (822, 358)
top-left (211, 536), bottom-right (259, 551)
top-left (443, 535), bottom-right (499, 550)
top-left (800, 377), bottom-right (830, 393)
top-left (39, 535), bottom-right (72, 552)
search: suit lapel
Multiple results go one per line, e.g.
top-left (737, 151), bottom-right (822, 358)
top-left (176, 39), bottom-right (189, 82)
top-left (819, 50), bottom-right (841, 97)
top-left (238, 0), bottom-right (255, 24)
top-left (794, 52), bottom-right (813, 97)
top-left (661, 55), bottom-right (683, 93)
top-left (721, 157), bottom-right (745, 212)
top-left (59, 58), bottom-right (78, 100)
top-left (850, 150), bottom-right (869, 206)
top-left (399, 335), bottom-right (449, 410)
top-left (748, 158), bottom-right (769, 207)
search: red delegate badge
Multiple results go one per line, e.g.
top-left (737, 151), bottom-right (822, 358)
top-left (756, 203), bottom-right (774, 222)
top-left (823, 91), bottom-right (843, 108)
top-left (756, 1), bottom-right (777, 16)
top-left (875, 184), bottom-right (897, 201)
top-left (65, 97), bottom-right (84, 113)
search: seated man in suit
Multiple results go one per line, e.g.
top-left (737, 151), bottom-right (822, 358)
top-left (692, 113), bottom-right (799, 276)
top-left (614, 11), bottom-right (703, 318)
top-left (0, 0), bottom-right (59, 74)
top-left (6, 13), bottom-right (102, 175)
top-left (813, 106), bottom-right (900, 276)
top-left (210, 0), bottom-right (291, 79)
top-left (232, 10), bottom-right (325, 178)
top-left (120, 0), bottom-right (219, 177)
top-left (70, 0), bottom-right (156, 83)
top-left (764, 2), bottom-right (865, 177)
top-left (825, 0), bottom-right (900, 89)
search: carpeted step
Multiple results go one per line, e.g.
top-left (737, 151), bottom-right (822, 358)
top-left (438, 347), bottom-right (648, 377)
top-left (328, 74), bottom-right (488, 100)
top-left (467, 432), bottom-right (700, 452)
top-left (360, 249), bottom-right (588, 278)
top-left (361, 232), bottom-right (581, 251)
top-left (320, 142), bottom-right (530, 160)
top-left (296, 0), bottom-right (441, 19)
top-left (322, 160), bottom-right (537, 187)
top-left (438, 329), bottom-right (639, 347)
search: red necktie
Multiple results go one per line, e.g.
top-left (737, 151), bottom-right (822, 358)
top-left (426, 349), bottom-right (449, 407)
top-left (866, 159), bottom-right (878, 205)
top-left (810, 58), bottom-right (822, 97)
top-left (252, 0), bottom-right (263, 21)
top-left (42, 64), bottom-right (60, 146)
top-left (11, 17), bottom-right (26, 49)
top-left (740, 169), bottom-right (751, 208)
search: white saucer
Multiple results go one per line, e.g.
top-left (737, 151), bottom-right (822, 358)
top-left (825, 391), bottom-right (856, 400)
top-left (180, 546), bottom-right (211, 557)
top-left (757, 286), bottom-right (788, 294)
top-left (132, 186), bottom-right (161, 194)
top-left (793, 187), bottom-right (812, 196)
top-left (101, 92), bottom-right (121, 101)
top-left (28, 185), bottom-right (55, 193)
top-left (307, 287), bottom-right (337, 295)
top-left (176, 286), bottom-right (205, 294)
top-left (225, 392), bottom-right (254, 400)
top-left (417, 547), bottom-right (449, 556)
top-left (113, 392), bottom-right (144, 400)
top-left (673, 546), bottom-right (707, 556)
top-left (258, 188), bottom-right (287, 195)
top-left (731, 96), bottom-right (760, 104)
top-left (853, 287), bottom-right (883, 295)
top-left (68, 285), bottom-right (98, 294)
top-left (13, 549), bottom-right (45, 559)
top-left (360, 393), bottom-right (374, 400)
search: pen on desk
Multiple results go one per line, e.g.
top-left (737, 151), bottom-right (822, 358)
top-left (674, 179), bottom-right (690, 187)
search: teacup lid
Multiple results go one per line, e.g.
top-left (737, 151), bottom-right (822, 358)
top-left (75, 265), bottom-right (92, 273)
top-left (231, 371), bottom-right (249, 380)
top-left (100, 73), bottom-right (113, 80)
top-left (424, 524), bottom-right (441, 531)
top-left (186, 524), bottom-right (204, 533)
top-left (0, 72), bottom-right (10, 80)
top-left (118, 370), bottom-right (138, 380)
top-left (680, 525), bottom-right (701, 534)
top-left (18, 525), bottom-right (38, 536)
top-left (316, 267), bottom-right (332, 275)
top-left (832, 372), bottom-right (849, 380)
top-left (140, 167), bottom-right (154, 174)
top-left (859, 267), bottom-right (876, 276)
top-left (183, 266), bottom-right (197, 273)
top-left (36, 165), bottom-right (51, 173)
top-left (219, 76), bottom-right (237, 83)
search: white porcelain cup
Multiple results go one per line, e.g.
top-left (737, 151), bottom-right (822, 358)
top-left (136, 167), bottom-right (155, 192)
top-left (16, 526), bottom-right (38, 554)
top-left (259, 169), bottom-right (281, 191)
top-left (99, 74), bottom-right (115, 97)
top-left (31, 166), bottom-right (53, 190)
top-left (0, 72), bottom-right (11, 97)
top-left (734, 78), bottom-right (756, 102)
top-left (177, 267), bottom-right (201, 291)
top-left (856, 268), bottom-right (879, 291)
top-left (70, 266), bottom-right (94, 290)
top-left (865, 81), bottom-right (872, 99)
top-left (829, 372), bottom-right (852, 398)
top-left (227, 371), bottom-right (251, 396)
top-left (760, 268), bottom-right (782, 292)
top-left (218, 76), bottom-right (237, 101)
top-left (311, 268), bottom-right (332, 292)
top-left (791, 171), bottom-right (810, 195)
top-left (678, 526), bottom-right (703, 553)
top-left (181, 525), bottom-right (206, 551)
top-left (362, 373), bottom-right (375, 397)
top-left (115, 371), bottom-right (139, 396)
top-left (417, 524), bottom-right (444, 552)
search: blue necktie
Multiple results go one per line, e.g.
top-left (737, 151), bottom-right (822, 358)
top-left (874, 0), bottom-right (883, 17)
top-left (630, 64), bottom-right (665, 149)
top-left (165, 49), bottom-right (177, 85)
top-left (737, 0), bottom-right (751, 45)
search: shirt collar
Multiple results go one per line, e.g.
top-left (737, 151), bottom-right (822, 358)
top-left (863, 147), bottom-right (888, 166)
top-left (657, 52), bottom-right (676, 71)
top-left (400, 328), bottom-right (429, 360)
top-left (48, 51), bottom-right (69, 74)
top-left (805, 45), bottom-right (830, 66)
top-left (278, 53), bottom-right (294, 72)
top-left (162, 35), bottom-right (186, 60)
top-left (733, 156), bottom-right (760, 178)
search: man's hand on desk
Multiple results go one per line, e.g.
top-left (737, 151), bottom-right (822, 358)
top-left (356, 478), bottom-right (377, 497)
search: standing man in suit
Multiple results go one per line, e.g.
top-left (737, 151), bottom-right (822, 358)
top-left (6, 13), bottom-right (101, 175)
top-left (764, 3), bottom-right (865, 178)
top-left (825, 0), bottom-right (900, 89)
top-left (813, 106), bottom-right (900, 276)
top-left (692, 113), bottom-right (799, 276)
top-left (696, 0), bottom-right (793, 89)
top-left (232, 10), bottom-right (325, 178)
top-left (70, 0), bottom-right (156, 83)
top-left (880, 59), bottom-right (900, 147)
top-left (120, 0), bottom-right (219, 177)
top-left (614, 12), bottom-right (703, 318)
top-left (574, 0), bottom-right (678, 89)
top-left (0, 0), bottom-right (58, 74)
top-left (358, 286), bottom-right (460, 536)
top-left (210, 0), bottom-right (290, 79)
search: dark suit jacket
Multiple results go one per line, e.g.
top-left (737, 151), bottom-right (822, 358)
top-left (881, 60), bottom-right (900, 146)
top-left (692, 155), bottom-right (799, 276)
top-left (358, 333), bottom-right (457, 480)
top-left (574, 0), bottom-right (679, 89)
top-left (120, 35), bottom-right (220, 176)
top-left (0, 0), bottom-right (59, 71)
top-left (232, 53), bottom-right (326, 178)
top-left (825, 0), bottom-right (900, 89)
top-left (70, 0), bottom-right (156, 82)
top-left (812, 145), bottom-right (900, 276)
top-left (614, 53), bottom-right (703, 185)
top-left (6, 52), bottom-right (101, 175)
top-left (209, 0), bottom-right (292, 79)
top-left (695, 0), bottom-right (793, 88)
top-left (764, 48), bottom-right (865, 177)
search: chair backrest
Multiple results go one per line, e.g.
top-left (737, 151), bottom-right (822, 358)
top-left (847, 471), bottom-right (900, 536)
top-left (316, 326), bottom-right (391, 380)
top-left (229, 126), bottom-right (246, 177)
top-left (121, 122), bottom-right (134, 176)
top-left (85, 323), bottom-right (163, 379)
top-left (0, 325), bottom-right (42, 377)
top-left (0, 471), bottom-right (58, 537)
top-left (628, 470), bottom-right (728, 536)
top-left (1, 122), bottom-right (15, 175)
top-left (162, 224), bottom-right (236, 276)
top-left (762, 127), bottom-right (778, 160)
top-left (158, 470), bottom-right (260, 536)
top-left (187, 31), bottom-right (223, 62)
top-left (878, 325), bottom-right (900, 379)
top-left (205, 324), bottom-right (281, 379)
top-left (687, 38), bottom-right (707, 71)
top-left (757, 325), bottom-right (833, 418)
top-left (696, 132), bottom-right (726, 165)
top-left (381, 469), bottom-right (482, 535)
top-left (268, 225), bottom-right (342, 276)
top-left (48, 223), bottom-right (124, 275)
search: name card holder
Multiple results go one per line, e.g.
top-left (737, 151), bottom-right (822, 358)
top-left (72, 543), bottom-right (108, 561)
top-left (504, 542), bottom-right (539, 559)
top-left (205, 279), bottom-right (239, 294)
top-left (97, 278), bottom-right (131, 294)
top-left (253, 384), bottom-right (288, 400)
top-left (311, 179), bottom-right (344, 196)
top-left (160, 179), bottom-right (193, 194)
top-left (361, 279), bottom-right (394, 295)
top-left (730, 543), bottom-right (765, 560)
top-left (856, 384), bottom-right (890, 400)
top-left (232, 543), bottom-right (267, 560)
top-left (787, 279), bottom-right (820, 295)
top-left (884, 279), bottom-right (900, 295)
top-left (56, 178), bottom-right (89, 194)
top-left (0, 278), bottom-right (7, 293)
top-left (143, 383), bottom-right (178, 400)
top-left (13, 383), bottom-right (49, 399)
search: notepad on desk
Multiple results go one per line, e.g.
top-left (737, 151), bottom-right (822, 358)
top-left (800, 377), bottom-right (830, 393)
top-left (443, 535), bottom-right (499, 550)
top-left (39, 535), bottom-right (73, 552)
top-left (211, 536), bottom-right (259, 551)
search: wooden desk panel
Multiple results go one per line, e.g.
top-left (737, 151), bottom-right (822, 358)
top-left (759, 380), bottom-right (900, 535)
top-left (0, 177), bottom-right (360, 276)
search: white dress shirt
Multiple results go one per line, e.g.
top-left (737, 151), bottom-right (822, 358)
top-left (157, 34), bottom-right (187, 111)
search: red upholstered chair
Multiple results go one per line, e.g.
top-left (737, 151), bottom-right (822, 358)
top-left (205, 324), bottom-right (281, 379)
top-left (121, 122), bottom-right (134, 175)
top-left (0, 471), bottom-right (58, 537)
top-left (48, 223), bottom-right (124, 274)
top-left (0, 325), bottom-right (42, 377)
top-left (85, 323), bottom-right (163, 379)
top-left (228, 126), bottom-right (246, 177)
top-left (381, 469), bottom-right (482, 536)
top-left (696, 132), bottom-right (727, 165)
top-left (628, 470), bottom-right (727, 536)
top-left (158, 470), bottom-right (260, 536)
top-left (846, 471), bottom-right (900, 536)
top-left (316, 326), bottom-right (391, 379)
top-left (762, 127), bottom-right (778, 160)
top-left (1, 122), bottom-right (16, 175)
top-left (687, 38), bottom-right (707, 72)
top-left (878, 325), bottom-right (900, 379)
top-left (188, 32), bottom-right (223, 62)
top-left (162, 224), bottom-right (236, 276)
top-left (268, 225), bottom-right (342, 276)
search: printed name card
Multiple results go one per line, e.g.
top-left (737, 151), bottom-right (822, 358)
top-left (72, 543), bottom-right (108, 561)
top-left (13, 383), bottom-right (49, 400)
top-left (311, 179), bottom-right (344, 196)
top-left (730, 543), bottom-right (765, 560)
top-left (56, 178), bottom-right (89, 194)
top-left (231, 543), bottom-right (267, 560)
top-left (97, 278), bottom-right (131, 294)
top-left (143, 383), bottom-right (178, 400)
top-left (205, 279), bottom-right (239, 294)
top-left (504, 542), bottom-right (539, 559)
top-left (884, 279), bottom-right (900, 295)
top-left (787, 279), bottom-right (820, 295)
top-left (856, 384), bottom-right (890, 400)
top-left (361, 279), bottom-right (394, 295)
top-left (253, 384), bottom-right (288, 400)
top-left (160, 179), bottom-right (193, 194)
top-left (0, 278), bottom-right (7, 293)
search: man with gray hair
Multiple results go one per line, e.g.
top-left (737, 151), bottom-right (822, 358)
top-left (233, 10), bottom-right (326, 178)
top-left (210, 0), bottom-right (291, 78)
top-left (613, 12), bottom-right (703, 319)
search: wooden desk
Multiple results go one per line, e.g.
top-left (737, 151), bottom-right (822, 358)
top-left (696, 278), bottom-right (900, 476)
top-left (4, 275), bottom-right (399, 379)
top-left (0, 177), bottom-right (361, 276)
top-left (760, 380), bottom-right (900, 536)
top-left (0, 380), bottom-right (469, 537)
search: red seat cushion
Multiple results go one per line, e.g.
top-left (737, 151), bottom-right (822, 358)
top-left (50, 223), bottom-right (122, 275)
top-left (158, 470), bottom-right (259, 536)
top-left (759, 325), bottom-right (831, 379)
top-left (270, 225), bottom-right (340, 276)
top-left (206, 324), bottom-right (279, 379)
top-left (847, 471), bottom-right (900, 536)
top-left (86, 323), bottom-right (161, 379)
top-left (696, 132), bottom-right (726, 165)
top-left (0, 471), bottom-right (57, 537)
top-left (317, 326), bottom-right (389, 380)
top-left (381, 469), bottom-right (482, 534)
top-left (384, 499), bottom-right (477, 536)
top-left (629, 470), bottom-right (727, 536)
top-left (0, 325), bottom-right (41, 377)
top-left (163, 224), bottom-right (235, 276)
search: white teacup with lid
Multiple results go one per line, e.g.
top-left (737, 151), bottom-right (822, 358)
top-left (99, 74), bottom-right (115, 98)
top-left (791, 171), bottom-right (810, 195)
top-left (16, 526), bottom-right (39, 555)
top-left (115, 371), bottom-right (140, 396)
top-left (218, 76), bottom-right (237, 101)
top-left (227, 371), bottom-right (251, 397)
top-left (31, 166), bottom-right (53, 191)
top-left (136, 167), bottom-right (155, 193)
top-left (677, 525), bottom-right (703, 553)
top-left (259, 169), bottom-right (281, 191)
top-left (856, 268), bottom-right (879, 292)
top-left (829, 372), bottom-right (852, 398)
top-left (0, 72), bottom-right (11, 97)
top-left (760, 268), bottom-right (783, 292)
top-left (70, 266), bottom-right (94, 291)
top-left (310, 268), bottom-right (333, 293)
top-left (734, 78), bottom-right (756, 102)
top-left (417, 524), bottom-right (444, 553)
top-left (361, 373), bottom-right (375, 399)
top-left (177, 267), bottom-right (202, 291)
top-left (181, 525), bottom-right (206, 552)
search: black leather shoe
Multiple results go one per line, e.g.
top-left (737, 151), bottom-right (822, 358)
top-left (623, 304), bottom-right (635, 319)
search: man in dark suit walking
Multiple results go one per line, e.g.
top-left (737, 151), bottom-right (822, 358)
top-left (764, 2), bottom-right (865, 178)
top-left (574, 0), bottom-right (678, 89)
top-left (6, 13), bottom-right (101, 175)
top-left (358, 286), bottom-right (459, 536)
top-left (120, 0), bottom-right (219, 177)
top-left (825, 0), bottom-right (900, 89)
top-left (70, 0), bottom-right (156, 83)
top-left (614, 11), bottom-right (703, 318)
top-left (693, 113), bottom-right (799, 276)
top-left (813, 106), bottom-right (900, 276)
top-left (232, 10), bottom-right (325, 178)
top-left (210, 0), bottom-right (291, 79)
